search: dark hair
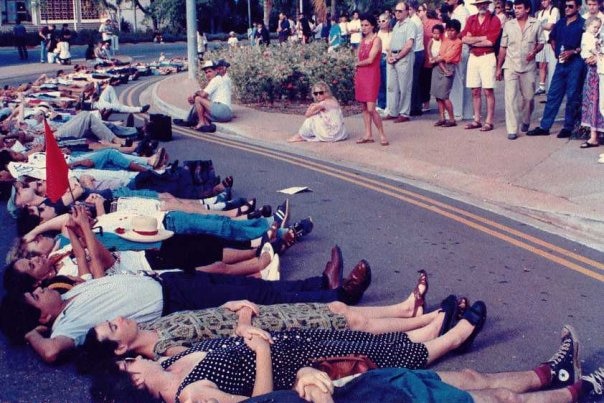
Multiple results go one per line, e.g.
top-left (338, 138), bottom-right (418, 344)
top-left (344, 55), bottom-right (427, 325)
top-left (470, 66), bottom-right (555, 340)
top-left (433, 23), bottom-right (445, 33)
top-left (447, 19), bottom-right (462, 33)
top-left (0, 292), bottom-right (41, 345)
top-left (427, 9), bottom-right (439, 19)
top-left (513, 0), bottom-right (532, 8)
top-left (77, 328), bottom-right (122, 374)
top-left (360, 13), bottom-right (378, 31)
top-left (440, 3), bottom-right (453, 23)
top-left (3, 260), bottom-right (36, 294)
top-left (409, 0), bottom-right (420, 10)
top-left (0, 149), bottom-right (14, 171)
top-left (0, 180), bottom-right (14, 201)
top-left (16, 208), bottom-right (41, 236)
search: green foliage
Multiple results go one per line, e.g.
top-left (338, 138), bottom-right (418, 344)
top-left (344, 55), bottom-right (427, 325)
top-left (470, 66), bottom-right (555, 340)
top-left (203, 41), bottom-right (357, 105)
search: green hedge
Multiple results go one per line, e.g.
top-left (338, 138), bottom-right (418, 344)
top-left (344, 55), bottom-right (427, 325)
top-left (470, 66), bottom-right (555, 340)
top-left (204, 42), bottom-right (357, 105)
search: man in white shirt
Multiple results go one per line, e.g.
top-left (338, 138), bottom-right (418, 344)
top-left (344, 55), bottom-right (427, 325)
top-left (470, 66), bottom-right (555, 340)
top-left (349, 10), bottom-right (362, 48)
top-left (189, 60), bottom-right (233, 133)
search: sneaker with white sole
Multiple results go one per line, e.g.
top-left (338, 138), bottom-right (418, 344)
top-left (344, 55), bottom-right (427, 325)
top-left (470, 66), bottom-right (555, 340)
top-left (582, 366), bottom-right (604, 397)
top-left (273, 199), bottom-right (290, 228)
top-left (545, 324), bottom-right (581, 388)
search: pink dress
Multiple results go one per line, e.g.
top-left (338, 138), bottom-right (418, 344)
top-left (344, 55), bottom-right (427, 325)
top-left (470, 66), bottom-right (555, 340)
top-left (354, 36), bottom-right (381, 102)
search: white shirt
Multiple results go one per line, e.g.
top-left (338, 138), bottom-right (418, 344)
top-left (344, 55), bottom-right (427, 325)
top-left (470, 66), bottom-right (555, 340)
top-left (411, 14), bottom-right (425, 52)
top-left (538, 6), bottom-right (560, 42)
top-left (452, 4), bottom-right (470, 31)
top-left (52, 274), bottom-right (163, 345)
top-left (582, 10), bottom-right (604, 22)
top-left (204, 74), bottom-right (232, 108)
top-left (378, 30), bottom-right (392, 53)
top-left (349, 19), bottom-right (362, 44)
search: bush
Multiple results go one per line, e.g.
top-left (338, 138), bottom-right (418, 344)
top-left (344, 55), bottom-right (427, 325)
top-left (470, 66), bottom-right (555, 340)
top-left (203, 42), bottom-right (357, 105)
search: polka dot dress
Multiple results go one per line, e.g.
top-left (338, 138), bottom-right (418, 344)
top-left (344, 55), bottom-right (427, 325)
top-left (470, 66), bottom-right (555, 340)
top-left (163, 329), bottom-right (429, 402)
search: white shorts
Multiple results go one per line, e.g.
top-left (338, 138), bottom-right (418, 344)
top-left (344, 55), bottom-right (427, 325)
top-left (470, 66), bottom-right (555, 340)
top-left (466, 52), bottom-right (497, 89)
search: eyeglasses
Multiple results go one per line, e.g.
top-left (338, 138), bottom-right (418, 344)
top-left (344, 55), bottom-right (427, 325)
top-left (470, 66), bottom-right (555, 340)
top-left (565, 4), bottom-right (575, 7)
top-left (395, 9), bottom-right (406, 12)
top-left (313, 91), bottom-right (325, 96)
top-left (379, 19), bottom-right (388, 23)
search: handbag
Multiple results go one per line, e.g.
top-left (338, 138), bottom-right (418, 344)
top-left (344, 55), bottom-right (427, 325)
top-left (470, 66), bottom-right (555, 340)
top-left (148, 113), bottom-right (173, 141)
top-left (311, 354), bottom-right (377, 380)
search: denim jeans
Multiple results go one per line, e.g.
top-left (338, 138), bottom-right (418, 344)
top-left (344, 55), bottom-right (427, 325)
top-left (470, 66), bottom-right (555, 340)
top-left (40, 40), bottom-right (47, 62)
top-left (540, 57), bottom-right (586, 131)
top-left (163, 211), bottom-right (270, 241)
top-left (111, 187), bottom-right (159, 199)
top-left (73, 149), bottom-right (150, 170)
top-left (378, 53), bottom-right (388, 110)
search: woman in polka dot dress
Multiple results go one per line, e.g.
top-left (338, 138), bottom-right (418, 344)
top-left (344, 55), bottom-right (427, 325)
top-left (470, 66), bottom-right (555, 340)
top-left (108, 307), bottom-right (485, 403)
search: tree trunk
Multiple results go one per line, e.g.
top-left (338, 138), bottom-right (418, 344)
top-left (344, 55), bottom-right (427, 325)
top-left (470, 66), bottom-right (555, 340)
top-left (331, 0), bottom-right (336, 15)
top-left (263, 0), bottom-right (272, 27)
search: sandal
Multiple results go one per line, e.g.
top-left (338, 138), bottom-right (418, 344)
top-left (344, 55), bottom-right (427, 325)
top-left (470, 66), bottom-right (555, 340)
top-left (464, 121), bottom-right (482, 130)
top-left (380, 140), bottom-right (390, 146)
top-left (356, 138), bottom-right (375, 144)
top-left (580, 141), bottom-right (599, 148)
top-left (222, 176), bottom-right (234, 188)
top-left (479, 123), bottom-right (494, 132)
top-left (443, 120), bottom-right (457, 127)
top-left (237, 198), bottom-right (256, 216)
top-left (434, 120), bottom-right (446, 127)
top-left (411, 270), bottom-right (429, 316)
top-left (456, 300), bottom-right (487, 354)
top-left (438, 294), bottom-right (458, 336)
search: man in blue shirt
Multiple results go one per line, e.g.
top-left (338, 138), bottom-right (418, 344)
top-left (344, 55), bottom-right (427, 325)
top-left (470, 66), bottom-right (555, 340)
top-left (527, 0), bottom-right (585, 138)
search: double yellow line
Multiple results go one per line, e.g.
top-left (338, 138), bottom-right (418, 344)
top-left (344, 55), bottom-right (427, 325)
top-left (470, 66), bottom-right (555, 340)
top-left (122, 80), bottom-right (604, 282)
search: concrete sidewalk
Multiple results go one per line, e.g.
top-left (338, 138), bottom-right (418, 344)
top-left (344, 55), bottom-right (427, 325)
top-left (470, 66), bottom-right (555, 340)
top-left (152, 73), bottom-right (604, 251)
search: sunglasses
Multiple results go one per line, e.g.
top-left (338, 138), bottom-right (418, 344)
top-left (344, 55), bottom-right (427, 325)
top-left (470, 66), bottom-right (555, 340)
top-left (313, 91), bottom-right (325, 96)
top-left (379, 19), bottom-right (388, 22)
top-left (565, 4), bottom-right (575, 7)
top-left (395, 9), bottom-right (406, 12)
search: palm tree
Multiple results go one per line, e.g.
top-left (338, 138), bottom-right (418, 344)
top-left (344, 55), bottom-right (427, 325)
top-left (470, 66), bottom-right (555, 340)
top-left (263, 0), bottom-right (272, 26)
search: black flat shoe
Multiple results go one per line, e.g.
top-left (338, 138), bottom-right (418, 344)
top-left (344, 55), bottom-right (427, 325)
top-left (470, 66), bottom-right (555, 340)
top-left (580, 142), bottom-right (599, 148)
top-left (438, 294), bottom-right (458, 336)
top-left (456, 300), bottom-right (487, 354)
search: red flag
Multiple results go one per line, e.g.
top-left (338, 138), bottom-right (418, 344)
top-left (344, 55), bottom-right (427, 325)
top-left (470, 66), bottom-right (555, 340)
top-left (44, 119), bottom-right (69, 202)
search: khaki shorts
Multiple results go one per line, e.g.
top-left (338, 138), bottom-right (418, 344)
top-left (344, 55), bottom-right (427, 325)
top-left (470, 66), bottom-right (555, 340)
top-left (466, 52), bottom-right (497, 89)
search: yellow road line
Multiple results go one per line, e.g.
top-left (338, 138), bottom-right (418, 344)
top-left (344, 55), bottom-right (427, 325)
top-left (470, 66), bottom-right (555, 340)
top-left (120, 83), bottom-right (603, 281)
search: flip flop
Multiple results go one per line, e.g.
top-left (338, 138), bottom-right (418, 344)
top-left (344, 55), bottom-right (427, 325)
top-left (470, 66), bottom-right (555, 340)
top-left (580, 142), bottom-right (599, 148)
top-left (356, 138), bottom-right (375, 144)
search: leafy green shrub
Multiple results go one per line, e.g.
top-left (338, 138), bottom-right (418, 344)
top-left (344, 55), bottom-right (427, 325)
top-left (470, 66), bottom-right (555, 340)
top-left (203, 42), bottom-right (357, 105)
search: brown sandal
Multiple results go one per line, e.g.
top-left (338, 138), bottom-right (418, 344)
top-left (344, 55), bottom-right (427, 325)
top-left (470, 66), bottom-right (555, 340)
top-left (464, 121), bottom-right (482, 130)
top-left (479, 123), bottom-right (494, 132)
top-left (411, 270), bottom-right (429, 316)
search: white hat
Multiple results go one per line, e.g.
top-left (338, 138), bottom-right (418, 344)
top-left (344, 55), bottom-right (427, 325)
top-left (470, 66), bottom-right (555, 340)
top-left (470, 0), bottom-right (492, 4)
top-left (115, 216), bottom-right (174, 243)
top-left (201, 60), bottom-right (215, 70)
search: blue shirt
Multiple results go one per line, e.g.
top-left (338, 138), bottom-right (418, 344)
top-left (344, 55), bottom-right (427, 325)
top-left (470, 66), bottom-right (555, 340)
top-left (549, 16), bottom-right (585, 58)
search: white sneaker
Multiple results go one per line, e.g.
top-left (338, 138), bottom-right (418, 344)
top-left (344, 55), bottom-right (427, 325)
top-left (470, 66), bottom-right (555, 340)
top-left (261, 253), bottom-right (280, 281)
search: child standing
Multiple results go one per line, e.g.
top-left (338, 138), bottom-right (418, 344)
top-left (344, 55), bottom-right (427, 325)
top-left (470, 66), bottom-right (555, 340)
top-left (580, 16), bottom-right (603, 148)
top-left (430, 20), bottom-right (462, 127)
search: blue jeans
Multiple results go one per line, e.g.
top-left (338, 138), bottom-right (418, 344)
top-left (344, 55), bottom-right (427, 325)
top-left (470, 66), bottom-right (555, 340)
top-left (164, 211), bottom-right (270, 241)
top-left (540, 57), bottom-right (585, 131)
top-left (73, 149), bottom-right (150, 170)
top-left (378, 53), bottom-right (388, 110)
top-left (40, 40), bottom-right (47, 62)
top-left (111, 187), bottom-right (159, 199)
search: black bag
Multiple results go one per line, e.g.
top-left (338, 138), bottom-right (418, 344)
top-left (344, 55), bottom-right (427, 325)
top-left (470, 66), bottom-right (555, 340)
top-left (148, 113), bottom-right (172, 141)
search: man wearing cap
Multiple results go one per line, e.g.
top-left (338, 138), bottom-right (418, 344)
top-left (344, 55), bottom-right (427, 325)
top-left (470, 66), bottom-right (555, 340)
top-left (496, 0), bottom-right (544, 140)
top-left (527, 0), bottom-right (585, 138)
top-left (461, 0), bottom-right (501, 132)
top-left (384, 2), bottom-right (416, 123)
top-left (184, 60), bottom-right (233, 132)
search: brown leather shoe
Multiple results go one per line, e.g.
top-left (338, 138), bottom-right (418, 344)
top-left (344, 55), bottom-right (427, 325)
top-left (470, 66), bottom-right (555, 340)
top-left (322, 245), bottom-right (343, 290)
top-left (394, 116), bottom-right (410, 123)
top-left (382, 115), bottom-right (398, 121)
top-left (341, 260), bottom-right (372, 304)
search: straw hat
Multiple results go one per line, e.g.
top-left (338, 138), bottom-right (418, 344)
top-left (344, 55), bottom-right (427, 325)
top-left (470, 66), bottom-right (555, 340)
top-left (115, 216), bottom-right (174, 243)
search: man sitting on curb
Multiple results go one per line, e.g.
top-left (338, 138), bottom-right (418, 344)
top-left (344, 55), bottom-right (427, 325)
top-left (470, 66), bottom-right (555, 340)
top-left (174, 60), bottom-right (233, 133)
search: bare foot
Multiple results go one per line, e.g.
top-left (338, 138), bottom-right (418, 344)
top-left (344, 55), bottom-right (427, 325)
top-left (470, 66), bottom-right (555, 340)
top-left (287, 134), bottom-right (304, 142)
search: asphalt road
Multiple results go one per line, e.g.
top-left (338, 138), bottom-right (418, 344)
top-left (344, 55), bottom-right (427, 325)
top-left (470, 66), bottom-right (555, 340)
top-left (0, 56), bottom-right (602, 401)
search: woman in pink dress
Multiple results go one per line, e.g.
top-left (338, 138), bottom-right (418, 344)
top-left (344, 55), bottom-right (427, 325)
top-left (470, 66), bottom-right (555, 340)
top-left (355, 14), bottom-right (389, 146)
